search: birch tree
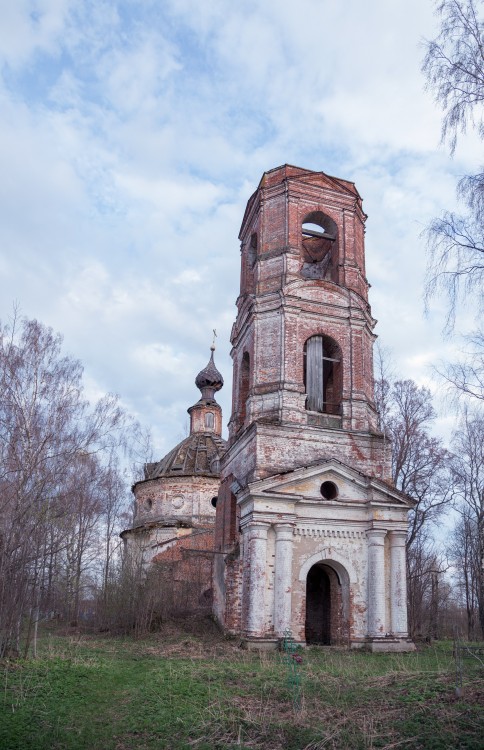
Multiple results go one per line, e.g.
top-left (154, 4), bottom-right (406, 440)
top-left (423, 0), bottom-right (484, 399)
top-left (0, 315), bottom-right (136, 655)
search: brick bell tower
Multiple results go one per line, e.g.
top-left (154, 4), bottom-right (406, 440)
top-left (213, 165), bottom-right (414, 652)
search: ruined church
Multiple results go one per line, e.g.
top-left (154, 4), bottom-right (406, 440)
top-left (123, 165), bottom-right (415, 651)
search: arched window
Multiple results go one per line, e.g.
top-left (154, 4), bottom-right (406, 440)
top-left (304, 335), bottom-right (342, 415)
top-left (239, 352), bottom-right (250, 425)
top-left (248, 232), bottom-right (258, 267)
top-left (301, 211), bottom-right (338, 281)
top-left (205, 412), bottom-right (214, 429)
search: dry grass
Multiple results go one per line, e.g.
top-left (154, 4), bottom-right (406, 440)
top-left (1, 618), bottom-right (483, 750)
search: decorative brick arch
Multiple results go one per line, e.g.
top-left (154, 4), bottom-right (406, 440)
top-left (298, 549), bottom-right (356, 584)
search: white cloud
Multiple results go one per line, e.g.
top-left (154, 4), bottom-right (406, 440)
top-left (131, 342), bottom-right (191, 375)
top-left (0, 0), bottom-right (70, 68)
top-left (173, 269), bottom-right (202, 285)
top-left (0, 0), bottom-right (476, 458)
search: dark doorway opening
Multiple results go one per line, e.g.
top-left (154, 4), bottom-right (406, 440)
top-left (305, 563), bottom-right (343, 645)
top-left (306, 564), bottom-right (331, 643)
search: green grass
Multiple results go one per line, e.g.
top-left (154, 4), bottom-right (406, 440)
top-left (1, 620), bottom-right (483, 750)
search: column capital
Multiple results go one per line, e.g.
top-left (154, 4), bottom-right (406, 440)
top-left (274, 521), bottom-right (295, 540)
top-left (388, 530), bottom-right (408, 547)
top-left (366, 528), bottom-right (387, 545)
top-left (243, 520), bottom-right (270, 539)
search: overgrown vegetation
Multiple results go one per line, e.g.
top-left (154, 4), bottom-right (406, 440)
top-left (1, 620), bottom-right (483, 750)
top-left (0, 313), bottom-right (150, 658)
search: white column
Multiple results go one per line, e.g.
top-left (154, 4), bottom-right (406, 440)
top-left (273, 523), bottom-right (294, 636)
top-left (367, 529), bottom-right (387, 637)
top-left (389, 530), bottom-right (409, 637)
top-left (245, 521), bottom-right (269, 637)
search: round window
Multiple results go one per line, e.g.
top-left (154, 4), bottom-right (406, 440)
top-left (320, 481), bottom-right (338, 500)
top-left (211, 496), bottom-right (218, 508)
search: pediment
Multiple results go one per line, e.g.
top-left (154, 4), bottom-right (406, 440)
top-left (248, 459), bottom-right (413, 507)
top-left (296, 172), bottom-right (358, 199)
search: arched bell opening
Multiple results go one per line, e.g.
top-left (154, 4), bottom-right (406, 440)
top-left (301, 210), bottom-right (338, 281)
top-left (305, 561), bottom-right (349, 645)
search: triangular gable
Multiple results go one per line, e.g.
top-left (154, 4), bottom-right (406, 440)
top-left (246, 458), bottom-right (414, 507)
top-left (258, 164), bottom-right (359, 198)
top-left (291, 171), bottom-right (360, 200)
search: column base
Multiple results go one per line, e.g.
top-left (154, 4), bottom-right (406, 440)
top-left (361, 637), bottom-right (416, 653)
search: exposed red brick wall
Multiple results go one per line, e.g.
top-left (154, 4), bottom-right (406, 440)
top-left (226, 165), bottom-right (379, 452)
top-left (223, 557), bottom-right (243, 633)
top-left (148, 528), bottom-right (216, 614)
top-left (152, 526), bottom-right (215, 565)
top-left (214, 475), bottom-right (239, 551)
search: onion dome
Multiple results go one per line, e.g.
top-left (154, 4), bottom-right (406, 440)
top-left (195, 345), bottom-right (223, 400)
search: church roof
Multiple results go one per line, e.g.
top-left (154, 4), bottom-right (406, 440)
top-left (239, 164), bottom-right (363, 237)
top-left (143, 431), bottom-right (227, 479)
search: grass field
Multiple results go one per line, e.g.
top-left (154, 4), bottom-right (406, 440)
top-left (1, 618), bottom-right (483, 750)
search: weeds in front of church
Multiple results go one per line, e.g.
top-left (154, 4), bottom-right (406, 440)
top-left (1, 619), bottom-right (482, 750)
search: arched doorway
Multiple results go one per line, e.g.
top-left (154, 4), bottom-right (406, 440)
top-left (305, 562), bottom-right (346, 645)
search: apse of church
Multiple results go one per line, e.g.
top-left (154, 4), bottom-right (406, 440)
top-left (213, 165), bottom-right (415, 651)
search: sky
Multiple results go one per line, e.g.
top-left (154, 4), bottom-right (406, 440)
top-left (0, 0), bottom-right (477, 459)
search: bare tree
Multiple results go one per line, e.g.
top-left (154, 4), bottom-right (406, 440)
top-left (60, 453), bottom-right (107, 624)
top-left (0, 314), bottom-right (138, 656)
top-left (449, 512), bottom-right (481, 638)
top-left (377, 378), bottom-right (451, 544)
top-left (451, 410), bottom-right (484, 636)
top-left (423, 0), bottom-right (484, 153)
top-left (436, 330), bottom-right (484, 401)
top-left (375, 360), bottom-right (452, 636)
top-left (97, 453), bottom-right (131, 623)
top-left (422, 0), bottom-right (484, 396)
top-left (406, 532), bottom-right (448, 639)
top-left (374, 343), bottom-right (395, 433)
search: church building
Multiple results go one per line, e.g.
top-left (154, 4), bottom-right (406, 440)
top-left (212, 165), bottom-right (415, 651)
top-left (121, 346), bottom-right (227, 610)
